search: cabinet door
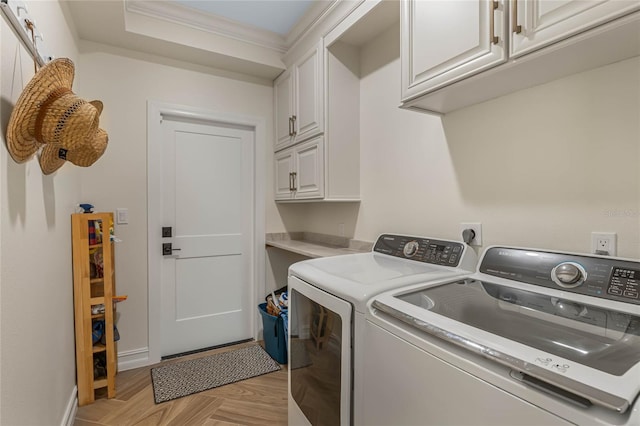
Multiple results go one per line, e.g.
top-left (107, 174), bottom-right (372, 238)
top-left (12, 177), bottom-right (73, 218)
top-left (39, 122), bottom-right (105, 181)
top-left (401, 0), bottom-right (507, 100)
top-left (511, 0), bottom-right (640, 58)
top-left (274, 148), bottom-right (295, 200)
top-left (293, 136), bottom-right (324, 200)
top-left (274, 68), bottom-right (294, 151)
top-left (293, 41), bottom-right (324, 143)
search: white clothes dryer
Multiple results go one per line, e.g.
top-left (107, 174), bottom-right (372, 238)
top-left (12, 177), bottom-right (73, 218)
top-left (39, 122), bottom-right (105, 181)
top-left (287, 234), bottom-right (478, 425)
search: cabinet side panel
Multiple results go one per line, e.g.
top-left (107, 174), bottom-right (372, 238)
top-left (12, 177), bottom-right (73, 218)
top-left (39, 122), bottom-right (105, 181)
top-left (327, 44), bottom-right (360, 199)
top-left (72, 214), bottom-right (94, 405)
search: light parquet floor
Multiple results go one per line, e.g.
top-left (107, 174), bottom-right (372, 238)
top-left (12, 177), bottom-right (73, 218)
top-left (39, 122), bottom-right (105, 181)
top-left (74, 341), bottom-right (288, 426)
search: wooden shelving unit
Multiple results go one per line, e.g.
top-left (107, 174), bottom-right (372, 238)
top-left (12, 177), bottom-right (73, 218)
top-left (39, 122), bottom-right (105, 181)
top-left (71, 213), bottom-right (117, 406)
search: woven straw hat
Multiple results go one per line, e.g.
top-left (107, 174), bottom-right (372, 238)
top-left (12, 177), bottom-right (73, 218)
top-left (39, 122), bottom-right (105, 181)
top-left (6, 57), bottom-right (108, 172)
top-left (39, 125), bottom-right (108, 175)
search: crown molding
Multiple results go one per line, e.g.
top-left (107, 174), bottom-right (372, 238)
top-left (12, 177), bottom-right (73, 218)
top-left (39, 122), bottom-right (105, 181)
top-left (283, 0), bottom-right (363, 64)
top-left (285, 0), bottom-right (340, 46)
top-left (125, 0), bottom-right (288, 53)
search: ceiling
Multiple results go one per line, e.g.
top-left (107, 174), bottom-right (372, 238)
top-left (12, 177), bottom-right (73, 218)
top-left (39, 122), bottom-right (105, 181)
top-left (172, 1), bottom-right (316, 36)
top-left (61, 0), bottom-right (331, 81)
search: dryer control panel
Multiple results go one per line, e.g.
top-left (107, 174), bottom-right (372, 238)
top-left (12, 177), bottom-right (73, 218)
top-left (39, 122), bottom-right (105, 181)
top-left (374, 234), bottom-right (465, 267)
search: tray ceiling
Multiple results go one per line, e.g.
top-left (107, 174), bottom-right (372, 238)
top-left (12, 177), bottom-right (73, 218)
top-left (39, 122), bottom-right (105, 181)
top-left (61, 0), bottom-right (331, 81)
top-left (172, 0), bottom-right (316, 36)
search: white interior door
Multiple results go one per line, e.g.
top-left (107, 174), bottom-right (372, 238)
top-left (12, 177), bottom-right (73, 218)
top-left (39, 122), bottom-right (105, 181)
top-left (160, 118), bottom-right (253, 357)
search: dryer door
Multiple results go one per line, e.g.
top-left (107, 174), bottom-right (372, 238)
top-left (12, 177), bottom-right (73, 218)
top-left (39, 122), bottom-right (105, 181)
top-left (288, 275), bottom-right (352, 426)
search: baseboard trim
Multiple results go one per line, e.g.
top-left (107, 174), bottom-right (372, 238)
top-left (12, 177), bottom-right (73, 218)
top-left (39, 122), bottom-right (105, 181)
top-left (61, 349), bottom-right (149, 425)
top-left (118, 347), bottom-right (150, 371)
top-left (61, 386), bottom-right (78, 426)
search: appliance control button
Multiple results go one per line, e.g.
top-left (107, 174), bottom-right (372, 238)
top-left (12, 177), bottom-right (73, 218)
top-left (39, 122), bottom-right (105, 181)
top-left (609, 287), bottom-right (623, 296)
top-left (556, 264), bottom-right (581, 283)
top-left (403, 241), bottom-right (420, 258)
top-left (551, 262), bottom-right (586, 288)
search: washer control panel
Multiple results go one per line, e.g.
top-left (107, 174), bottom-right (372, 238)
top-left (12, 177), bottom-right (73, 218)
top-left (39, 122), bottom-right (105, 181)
top-left (608, 267), bottom-right (640, 300)
top-left (480, 247), bottom-right (640, 304)
top-left (374, 234), bottom-right (465, 267)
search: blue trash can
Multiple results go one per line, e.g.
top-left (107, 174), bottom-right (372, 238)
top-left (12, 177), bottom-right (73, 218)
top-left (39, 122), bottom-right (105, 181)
top-left (258, 303), bottom-right (287, 364)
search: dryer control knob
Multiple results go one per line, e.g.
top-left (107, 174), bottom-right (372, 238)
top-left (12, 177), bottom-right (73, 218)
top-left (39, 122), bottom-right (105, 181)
top-left (403, 241), bottom-right (420, 258)
top-left (551, 262), bottom-right (586, 288)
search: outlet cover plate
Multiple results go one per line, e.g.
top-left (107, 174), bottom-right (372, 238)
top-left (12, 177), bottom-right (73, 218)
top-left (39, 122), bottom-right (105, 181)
top-left (460, 222), bottom-right (482, 246)
top-left (591, 232), bottom-right (617, 256)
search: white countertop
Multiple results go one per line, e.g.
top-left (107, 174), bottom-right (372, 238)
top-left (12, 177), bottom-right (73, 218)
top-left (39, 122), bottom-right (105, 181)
top-left (265, 232), bottom-right (372, 258)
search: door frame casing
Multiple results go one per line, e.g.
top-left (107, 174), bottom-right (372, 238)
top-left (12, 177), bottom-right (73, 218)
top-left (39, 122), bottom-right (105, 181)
top-left (147, 101), bottom-right (266, 365)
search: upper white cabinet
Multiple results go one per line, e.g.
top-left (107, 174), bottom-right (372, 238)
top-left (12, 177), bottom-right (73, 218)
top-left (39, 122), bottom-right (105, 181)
top-left (274, 135), bottom-right (324, 201)
top-left (511, 0), bottom-right (640, 57)
top-left (273, 0), bottom-right (396, 203)
top-left (401, 0), bottom-right (640, 114)
top-left (274, 68), bottom-right (293, 150)
top-left (274, 41), bottom-right (324, 152)
top-left (401, 0), bottom-right (507, 100)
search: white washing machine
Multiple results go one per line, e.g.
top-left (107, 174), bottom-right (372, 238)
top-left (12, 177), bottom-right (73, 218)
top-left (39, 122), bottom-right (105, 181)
top-left (363, 246), bottom-right (640, 425)
top-left (287, 234), bottom-right (477, 426)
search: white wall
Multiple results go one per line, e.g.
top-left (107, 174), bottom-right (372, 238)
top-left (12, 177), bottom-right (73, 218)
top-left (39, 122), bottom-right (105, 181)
top-left (75, 47), bottom-right (275, 365)
top-left (0, 1), bottom-right (81, 424)
top-left (295, 25), bottom-right (640, 259)
top-left (1, 2), bottom-right (637, 422)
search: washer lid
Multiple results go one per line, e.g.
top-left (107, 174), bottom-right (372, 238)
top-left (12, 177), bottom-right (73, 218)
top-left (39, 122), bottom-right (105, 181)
top-left (289, 252), bottom-right (471, 312)
top-left (373, 278), bottom-right (640, 413)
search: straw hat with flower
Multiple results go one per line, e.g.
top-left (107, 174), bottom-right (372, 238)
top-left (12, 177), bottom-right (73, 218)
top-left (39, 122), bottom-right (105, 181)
top-left (6, 57), bottom-right (108, 174)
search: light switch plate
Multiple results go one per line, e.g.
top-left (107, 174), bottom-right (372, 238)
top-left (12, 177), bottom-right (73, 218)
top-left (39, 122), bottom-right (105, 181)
top-left (116, 208), bottom-right (128, 225)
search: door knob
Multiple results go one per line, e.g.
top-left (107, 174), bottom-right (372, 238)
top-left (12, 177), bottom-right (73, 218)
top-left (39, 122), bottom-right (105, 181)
top-left (162, 243), bottom-right (181, 256)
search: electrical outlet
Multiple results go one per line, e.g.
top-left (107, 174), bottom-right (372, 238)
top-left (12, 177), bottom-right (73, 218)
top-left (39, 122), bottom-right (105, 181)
top-left (460, 222), bottom-right (482, 246)
top-left (591, 232), bottom-right (617, 256)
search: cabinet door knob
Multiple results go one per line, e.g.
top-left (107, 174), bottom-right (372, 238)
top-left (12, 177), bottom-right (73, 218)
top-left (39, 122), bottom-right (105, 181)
top-left (292, 171), bottom-right (297, 191)
top-left (512, 0), bottom-right (522, 34)
top-left (490, 1), bottom-right (499, 45)
top-left (291, 115), bottom-right (297, 136)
